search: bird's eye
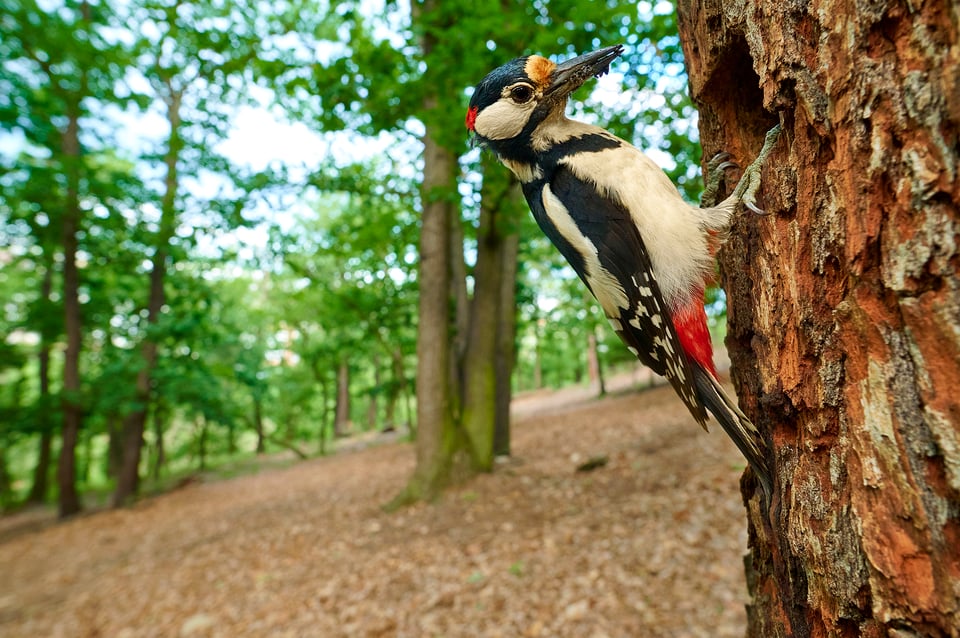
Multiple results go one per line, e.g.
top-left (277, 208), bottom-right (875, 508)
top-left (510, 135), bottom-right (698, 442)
top-left (510, 85), bottom-right (534, 104)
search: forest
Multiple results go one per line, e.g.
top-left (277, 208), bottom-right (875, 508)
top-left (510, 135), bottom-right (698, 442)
top-left (3, 0), bottom-right (959, 636)
top-left (0, 0), bottom-right (704, 514)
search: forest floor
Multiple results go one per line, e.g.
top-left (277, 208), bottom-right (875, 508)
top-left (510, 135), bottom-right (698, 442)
top-left (0, 370), bottom-right (753, 638)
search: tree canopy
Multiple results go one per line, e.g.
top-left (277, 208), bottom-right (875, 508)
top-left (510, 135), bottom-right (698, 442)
top-left (0, 0), bottom-right (702, 512)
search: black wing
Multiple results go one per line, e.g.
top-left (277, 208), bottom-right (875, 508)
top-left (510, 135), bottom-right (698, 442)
top-left (524, 163), bottom-right (707, 426)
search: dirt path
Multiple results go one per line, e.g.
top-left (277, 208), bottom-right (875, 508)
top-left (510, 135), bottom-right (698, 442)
top-left (0, 377), bottom-right (751, 637)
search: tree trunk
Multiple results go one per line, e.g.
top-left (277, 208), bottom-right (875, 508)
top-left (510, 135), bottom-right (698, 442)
top-left (334, 358), bottom-right (350, 436)
top-left (494, 228), bottom-right (520, 458)
top-left (449, 199), bottom-right (470, 399)
top-left (106, 415), bottom-right (123, 479)
top-left (113, 84), bottom-right (182, 508)
top-left (253, 393), bottom-right (266, 454)
top-left (56, 81), bottom-right (84, 520)
top-left (460, 158), bottom-right (516, 471)
top-left (368, 351), bottom-right (381, 430)
top-left (197, 415), bottom-right (208, 472)
top-left (532, 317), bottom-right (544, 390)
top-left (151, 401), bottom-right (166, 481)
top-left (0, 451), bottom-right (12, 509)
top-left (27, 264), bottom-right (54, 504)
top-left (587, 329), bottom-right (606, 397)
top-left (394, 113), bottom-right (464, 505)
top-left (677, 0), bottom-right (960, 635)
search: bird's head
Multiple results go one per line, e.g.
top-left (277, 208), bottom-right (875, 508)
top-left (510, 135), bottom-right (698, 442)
top-left (466, 45), bottom-right (623, 151)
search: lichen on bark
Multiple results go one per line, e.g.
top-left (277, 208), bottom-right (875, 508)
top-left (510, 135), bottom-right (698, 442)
top-left (676, 0), bottom-right (960, 634)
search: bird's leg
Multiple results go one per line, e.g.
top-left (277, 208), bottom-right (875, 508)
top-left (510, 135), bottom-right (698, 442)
top-left (700, 151), bottom-right (739, 209)
top-left (732, 123), bottom-right (782, 215)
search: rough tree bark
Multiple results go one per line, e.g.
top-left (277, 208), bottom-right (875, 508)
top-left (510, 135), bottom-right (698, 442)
top-left (677, 0), bottom-right (959, 635)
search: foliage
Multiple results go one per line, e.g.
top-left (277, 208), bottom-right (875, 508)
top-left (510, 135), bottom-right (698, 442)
top-left (0, 0), bottom-right (701, 507)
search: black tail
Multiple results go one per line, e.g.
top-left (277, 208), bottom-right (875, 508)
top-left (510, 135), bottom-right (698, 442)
top-left (692, 365), bottom-right (773, 502)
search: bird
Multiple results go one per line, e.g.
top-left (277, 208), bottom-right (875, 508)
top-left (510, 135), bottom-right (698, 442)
top-left (466, 44), bottom-right (780, 501)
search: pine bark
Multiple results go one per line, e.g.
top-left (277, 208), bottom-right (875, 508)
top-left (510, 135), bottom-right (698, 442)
top-left (676, 0), bottom-right (960, 635)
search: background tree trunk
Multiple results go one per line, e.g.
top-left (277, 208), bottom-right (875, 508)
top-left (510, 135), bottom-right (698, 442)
top-left (587, 329), bottom-right (606, 397)
top-left (27, 265), bottom-right (54, 504)
top-left (112, 84), bottom-right (182, 507)
top-left (677, 0), bottom-right (960, 635)
top-left (56, 84), bottom-right (85, 520)
top-left (494, 228), bottom-right (520, 458)
top-left (334, 358), bottom-right (351, 437)
top-left (402, 116), bottom-right (463, 502)
top-left (461, 157), bottom-right (517, 470)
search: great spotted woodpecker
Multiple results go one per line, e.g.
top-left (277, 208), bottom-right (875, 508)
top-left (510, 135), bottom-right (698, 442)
top-left (466, 45), bottom-right (780, 500)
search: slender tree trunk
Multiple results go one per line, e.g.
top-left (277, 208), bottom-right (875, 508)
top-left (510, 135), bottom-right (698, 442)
top-left (392, 0), bottom-right (471, 506)
top-left (106, 415), bottom-right (123, 479)
top-left (27, 266), bottom-right (54, 504)
top-left (587, 328), bottom-right (606, 397)
top-left (459, 160), bottom-right (512, 470)
top-left (384, 347), bottom-right (404, 432)
top-left (533, 318), bottom-right (544, 389)
top-left (151, 401), bottom-right (166, 481)
top-left (56, 85), bottom-right (84, 520)
top-left (197, 415), bottom-right (208, 472)
top-left (494, 229), bottom-right (520, 458)
top-left (0, 452), bottom-right (12, 509)
top-left (368, 351), bottom-right (381, 430)
top-left (450, 202), bottom-right (469, 400)
top-left (677, 0), bottom-right (960, 634)
top-left (396, 115), bottom-right (463, 504)
top-left (334, 358), bottom-right (350, 436)
top-left (253, 393), bottom-right (266, 454)
top-left (226, 421), bottom-right (237, 455)
top-left (113, 85), bottom-right (181, 507)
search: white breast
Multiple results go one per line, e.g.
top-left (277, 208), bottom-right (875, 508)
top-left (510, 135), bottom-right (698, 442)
top-left (558, 139), bottom-right (714, 310)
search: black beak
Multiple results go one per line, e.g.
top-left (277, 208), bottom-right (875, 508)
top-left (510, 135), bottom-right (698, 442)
top-left (546, 44), bottom-right (624, 100)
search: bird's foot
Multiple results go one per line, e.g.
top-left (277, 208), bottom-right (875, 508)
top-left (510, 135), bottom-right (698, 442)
top-left (732, 123), bottom-right (782, 216)
top-left (701, 151), bottom-right (739, 208)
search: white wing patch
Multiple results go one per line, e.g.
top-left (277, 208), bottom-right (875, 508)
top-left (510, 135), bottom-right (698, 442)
top-left (541, 184), bottom-right (630, 317)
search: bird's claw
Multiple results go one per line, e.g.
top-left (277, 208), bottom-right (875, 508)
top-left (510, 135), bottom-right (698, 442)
top-left (732, 123), bottom-right (782, 216)
top-left (706, 151), bottom-right (736, 171)
top-left (702, 152), bottom-right (739, 208)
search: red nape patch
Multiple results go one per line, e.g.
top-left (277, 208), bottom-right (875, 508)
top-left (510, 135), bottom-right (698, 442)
top-left (672, 299), bottom-right (716, 376)
top-left (465, 106), bottom-right (478, 131)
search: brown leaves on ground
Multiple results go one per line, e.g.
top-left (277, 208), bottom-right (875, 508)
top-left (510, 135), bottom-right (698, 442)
top-left (0, 377), bottom-right (750, 637)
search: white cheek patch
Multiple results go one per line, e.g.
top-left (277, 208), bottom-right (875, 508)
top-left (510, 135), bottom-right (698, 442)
top-left (474, 99), bottom-right (534, 141)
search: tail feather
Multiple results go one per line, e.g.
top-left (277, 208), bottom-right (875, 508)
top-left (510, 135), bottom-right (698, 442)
top-left (692, 365), bottom-right (773, 501)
